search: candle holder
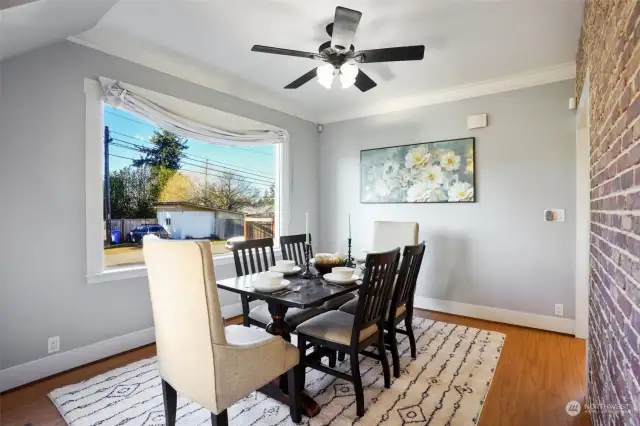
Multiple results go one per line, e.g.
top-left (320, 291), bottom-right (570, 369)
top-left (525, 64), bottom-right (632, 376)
top-left (300, 242), bottom-right (315, 279)
top-left (345, 238), bottom-right (355, 267)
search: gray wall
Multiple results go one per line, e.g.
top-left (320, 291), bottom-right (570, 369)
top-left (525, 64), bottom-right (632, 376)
top-left (0, 41), bottom-right (319, 370)
top-left (319, 80), bottom-right (576, 319)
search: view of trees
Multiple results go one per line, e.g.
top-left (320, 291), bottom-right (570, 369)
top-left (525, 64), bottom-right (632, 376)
top-left (107, 129), bottom-right (274, 219)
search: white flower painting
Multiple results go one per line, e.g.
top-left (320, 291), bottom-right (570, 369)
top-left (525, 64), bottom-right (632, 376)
top-left (360, 138), bottom-right (475, 203)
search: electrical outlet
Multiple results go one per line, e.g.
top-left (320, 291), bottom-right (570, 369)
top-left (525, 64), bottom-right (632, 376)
top-left (48, 336), bottom-right (60, 354)
top-left (554, 304), bottom-right (564, 317)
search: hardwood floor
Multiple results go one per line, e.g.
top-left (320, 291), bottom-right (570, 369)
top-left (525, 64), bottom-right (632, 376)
top-left (0, 311), bottom-right (590, 426)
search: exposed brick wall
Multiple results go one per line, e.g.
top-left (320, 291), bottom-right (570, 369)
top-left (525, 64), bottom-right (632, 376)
top-left (576, 1), bottom-right (640, 425)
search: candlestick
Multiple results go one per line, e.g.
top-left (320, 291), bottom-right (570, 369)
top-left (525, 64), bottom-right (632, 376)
top-left (300, 242), bottom-right (315, 278)
top-left (346, 238), bottom-right (355, 267)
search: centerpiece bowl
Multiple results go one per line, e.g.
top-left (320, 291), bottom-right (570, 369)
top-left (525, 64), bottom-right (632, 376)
top-left (313, 252), bottom-right (347, 276)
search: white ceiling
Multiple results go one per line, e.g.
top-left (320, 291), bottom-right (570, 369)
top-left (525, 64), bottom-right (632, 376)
top-left (0, 0), bottom-right (117, 60)
top-left (3, 0), bottom-right (585, 122)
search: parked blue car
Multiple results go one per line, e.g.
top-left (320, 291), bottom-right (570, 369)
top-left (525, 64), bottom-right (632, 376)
top-left (127, 225), bottom-right (170, 243)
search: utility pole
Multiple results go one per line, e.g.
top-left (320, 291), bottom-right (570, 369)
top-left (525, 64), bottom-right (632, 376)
top-left (204, 159), bottom-right (209, 202)
top-left (104, 126), bottom-right (112, 246)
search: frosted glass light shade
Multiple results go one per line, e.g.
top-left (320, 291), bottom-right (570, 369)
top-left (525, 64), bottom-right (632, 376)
top-left (317, 64), bottom-right (335, 89)
top-left (339, 63), bottom-right (358, 88)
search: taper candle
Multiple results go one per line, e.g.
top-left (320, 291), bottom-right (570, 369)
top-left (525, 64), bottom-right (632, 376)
top-left (349, 213), bottom-right (351, 239)
top-left (305, 212), bottom-right (309, 244)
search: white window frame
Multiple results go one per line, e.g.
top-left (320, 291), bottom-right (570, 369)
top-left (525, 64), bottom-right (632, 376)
top-left (84, 79), bottom-right (289, 284)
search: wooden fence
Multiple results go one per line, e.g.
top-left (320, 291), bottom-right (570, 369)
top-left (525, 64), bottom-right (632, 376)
top-left (244, 217), bottom-right (274, 240)
top-left (104, 218), bottom-right (158, 243)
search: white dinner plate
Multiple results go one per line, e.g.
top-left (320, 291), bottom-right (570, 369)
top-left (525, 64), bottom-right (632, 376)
top-left (269, 265), bottom-right (302, 275)
top-left (323, 273), bottom-right (360, 285)
top-left (253, 279), bottom-right (290, 293)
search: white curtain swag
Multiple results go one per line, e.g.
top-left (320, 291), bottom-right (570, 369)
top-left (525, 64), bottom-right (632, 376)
top-left (99, 78), bottom-right (287, 146)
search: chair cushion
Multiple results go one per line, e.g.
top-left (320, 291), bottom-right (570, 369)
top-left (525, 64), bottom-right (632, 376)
top-left (321, 292), bottom-right (357, 311)
top-left (225, 324), bottom-right (278, 346)
top-left (339, 297), bottom-right (407, 319)
top-left (338, 297), bottom-right (359, 315)
top-left (296, 311), bottom-right (378, 346)
top-left (225, 324), bottom-right (298, 370)
top-left (249, 304), bottom-right (323, 328)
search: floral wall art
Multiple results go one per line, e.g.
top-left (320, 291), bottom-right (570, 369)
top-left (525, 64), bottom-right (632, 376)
top-left (360, 138), bottom-right (475, 203)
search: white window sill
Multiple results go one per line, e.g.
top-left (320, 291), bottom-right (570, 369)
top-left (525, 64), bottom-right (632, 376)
top-left (87, 249), bottom-right (281, 284)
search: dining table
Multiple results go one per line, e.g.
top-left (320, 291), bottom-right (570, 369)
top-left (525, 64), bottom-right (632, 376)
top-left (216, 272), bottom-right (362, 418)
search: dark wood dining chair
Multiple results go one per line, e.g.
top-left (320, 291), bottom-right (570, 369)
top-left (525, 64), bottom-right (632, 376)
top-left (340, 242), bottom-right (426, 377)
top-left (232, 237), bottom-right (276, 328)
top-left (233, 237), bottom-right (322, 330)
top-left (280, 233), bottom-right (356, 312)
top-left (280, 233), bottom-right (313, 265)
top-left (385, 242), bottom-right (425, 376)
top-left (295, 248), bottom-right (400, 417)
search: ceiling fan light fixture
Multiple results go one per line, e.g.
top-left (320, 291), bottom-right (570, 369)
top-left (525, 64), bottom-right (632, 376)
top-left (317, 64), bottom-right (335, 89)
top-left (339, 63), bottom-right (358, 88)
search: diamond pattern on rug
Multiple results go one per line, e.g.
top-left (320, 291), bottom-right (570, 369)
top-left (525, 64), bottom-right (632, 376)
top-left (397, 405), bottom-right (427, 423)
top-left (107, 384), bottom-right (140, 399)
top-left (48, 318), bottom-right (504, 425)
top-left (141, 410), bottom-right (165, 426)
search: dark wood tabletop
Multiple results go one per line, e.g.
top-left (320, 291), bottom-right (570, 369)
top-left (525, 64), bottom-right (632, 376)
top-left (216, 273), bottom-right (362, 309)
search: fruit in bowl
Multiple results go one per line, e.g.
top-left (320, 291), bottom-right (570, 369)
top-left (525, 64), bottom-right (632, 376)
top-left (313, 252), bottom-right (346, 275)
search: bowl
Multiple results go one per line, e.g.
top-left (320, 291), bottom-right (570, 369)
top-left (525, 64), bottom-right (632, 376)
top-left (275, 260), bottom-right (296, 272)
top-left (332, 266), bottom-right (355, 280)
top-left (314, 260), bottom-right (346, 276)
top-left (258, 271), bottom-right (284, 287)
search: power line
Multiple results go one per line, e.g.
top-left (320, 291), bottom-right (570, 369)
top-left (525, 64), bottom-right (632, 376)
top-left (112, 131), bottom-right (274, 177)
top-left (108, 153), bottom-right (273, 187)
top-left (104, 110), bottom-right (274, 157)
top-left (179, 167), bottom-right (272, 188)
top-left (110, 137), bottom-right (274, 183)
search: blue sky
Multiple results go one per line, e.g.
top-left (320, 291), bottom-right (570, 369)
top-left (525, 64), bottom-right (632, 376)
top-left (103, 105), bottom-right (275, 191)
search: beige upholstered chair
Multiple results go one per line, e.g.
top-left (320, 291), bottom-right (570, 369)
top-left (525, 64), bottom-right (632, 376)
top-left (372, 221), bottom-right (419, 252)
top-left (143, 236), bottom-right (302, 425)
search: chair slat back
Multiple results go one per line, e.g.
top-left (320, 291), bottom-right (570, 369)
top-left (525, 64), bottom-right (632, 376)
top-left (390, 243), bottom-right (426, 314)
top-left (280, 234), bottom-right (312, 265)
top-left (351, 248), bottom-right (400, 341)
top-left (232, 238), bottom-right (276, 277)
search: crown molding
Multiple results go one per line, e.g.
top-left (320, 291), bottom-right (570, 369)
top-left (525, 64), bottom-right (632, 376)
top-left (66, 32), bottom-right (576, 126)
top-left (318, 62), bottom-right (577, 123)
top-left (68, 32), bottom-right (318, 123)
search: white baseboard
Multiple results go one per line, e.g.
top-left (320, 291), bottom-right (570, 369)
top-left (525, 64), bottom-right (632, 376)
top-left (0, 327), bottom-right (156, 393)
top-left (0, 301), bottom-right (264, 392)
top-left (414, 296), bottom-right (575, 335)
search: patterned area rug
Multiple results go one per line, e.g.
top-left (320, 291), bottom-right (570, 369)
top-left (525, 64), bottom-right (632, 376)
top-left (49, 318), bottom-right (504, 425)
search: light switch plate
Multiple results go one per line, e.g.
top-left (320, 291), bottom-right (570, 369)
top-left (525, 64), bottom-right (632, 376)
top-left (544, 209), bottom-right (565, 222)
top-left (467, 114), bottom-right (488, 129)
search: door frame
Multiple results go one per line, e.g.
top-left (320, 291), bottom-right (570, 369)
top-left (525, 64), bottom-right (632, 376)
top-left (575, 74), bottom-right (590, 342)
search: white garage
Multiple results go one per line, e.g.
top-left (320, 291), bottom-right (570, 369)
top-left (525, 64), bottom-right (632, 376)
top-left (154, 202), bottom-right (244, 240)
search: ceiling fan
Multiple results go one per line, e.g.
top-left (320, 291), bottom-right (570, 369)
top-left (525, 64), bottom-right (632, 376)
top-left (251, 6), bottom-right (425, 92)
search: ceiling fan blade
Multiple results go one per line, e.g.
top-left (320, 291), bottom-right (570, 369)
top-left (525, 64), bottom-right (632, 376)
top-left (357, 45), bottom-right (425, 63)
top-left (354, 69), bottom-right (377, 92)
top-left (284, 68), bottom-right (318, 89)
top-left (331, 6), bottom-right (362, 50)
top-left (251, 45), bottom-right (319, 59)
